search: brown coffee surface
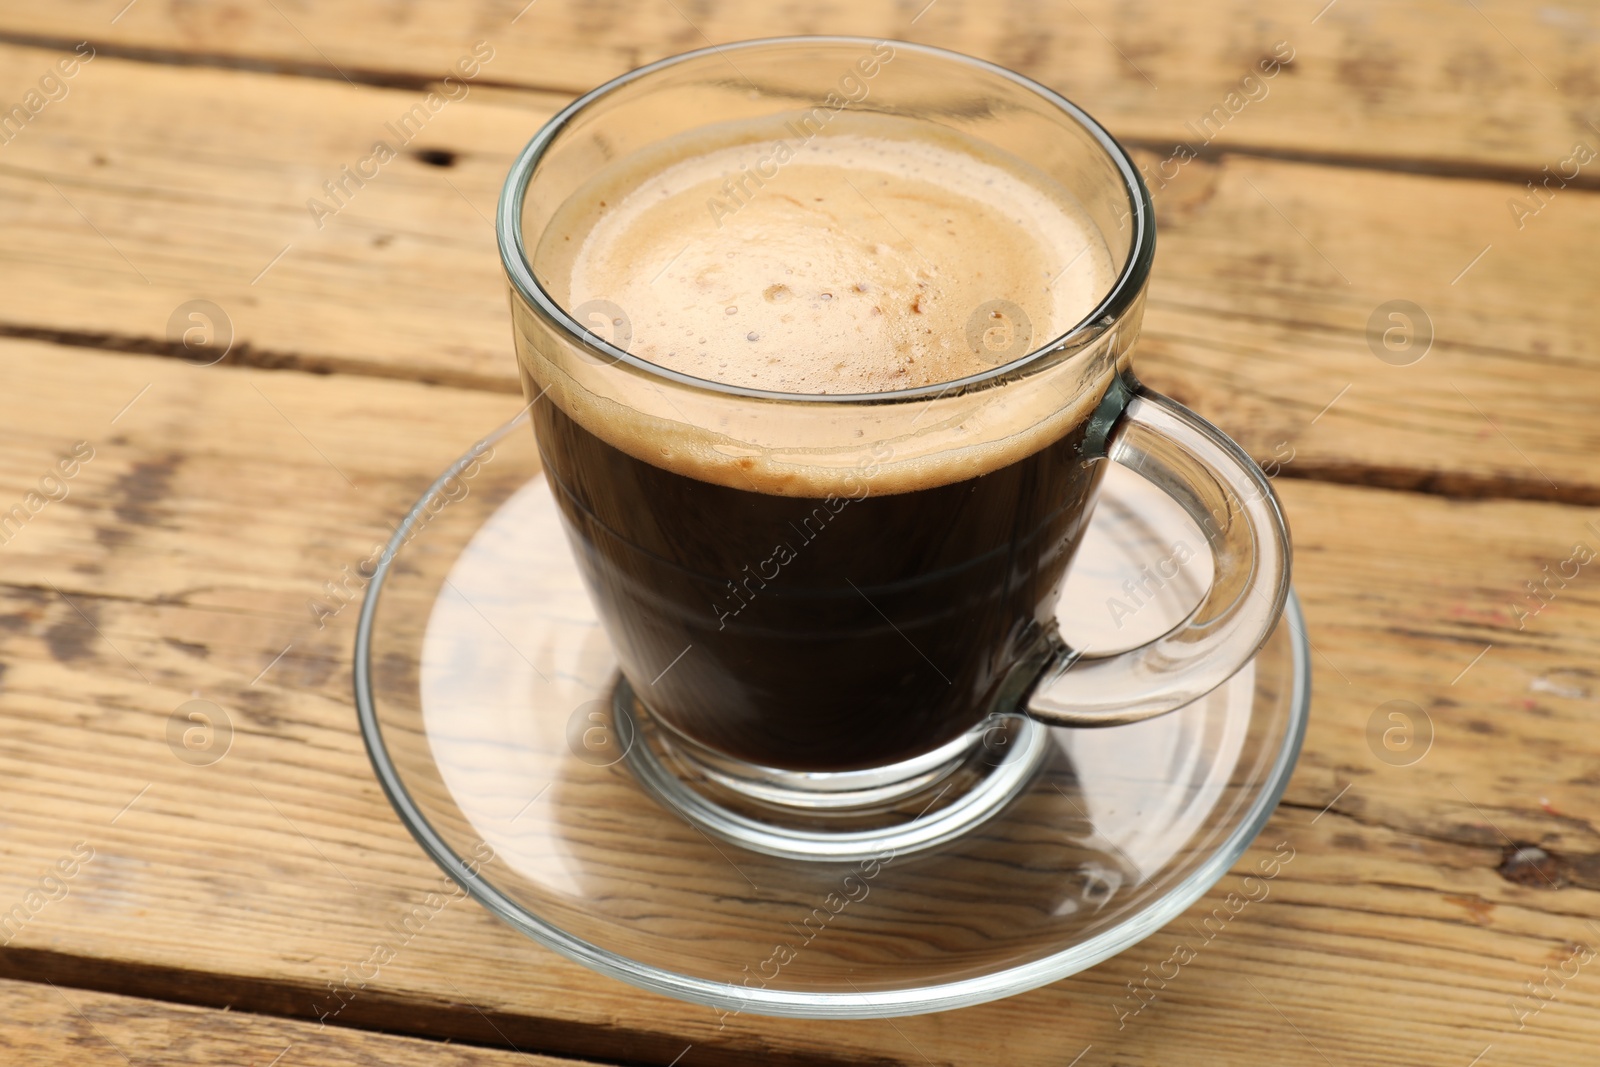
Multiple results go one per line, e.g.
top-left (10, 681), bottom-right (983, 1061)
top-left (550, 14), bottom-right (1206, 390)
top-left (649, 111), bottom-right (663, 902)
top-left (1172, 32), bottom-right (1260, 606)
top-left (538, 116), bottom-right (1113, 395)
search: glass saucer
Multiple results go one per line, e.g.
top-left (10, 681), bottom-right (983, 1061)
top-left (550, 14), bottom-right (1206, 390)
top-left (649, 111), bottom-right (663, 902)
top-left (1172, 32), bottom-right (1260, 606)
top-left (354, 410), bottom-right (1309, 1020)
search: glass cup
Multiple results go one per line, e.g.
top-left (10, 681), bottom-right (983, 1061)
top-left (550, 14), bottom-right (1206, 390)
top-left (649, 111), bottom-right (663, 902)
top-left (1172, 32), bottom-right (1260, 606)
top-left (497, 37), bottom-right (1291, 813)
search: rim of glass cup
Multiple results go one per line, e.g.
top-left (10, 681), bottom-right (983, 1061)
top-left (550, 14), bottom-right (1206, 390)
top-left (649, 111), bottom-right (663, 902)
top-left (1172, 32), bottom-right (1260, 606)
top-left (353, 412), bottom-right (1311, 1019)
top-left (495, 35), bottom-right (1157, 405)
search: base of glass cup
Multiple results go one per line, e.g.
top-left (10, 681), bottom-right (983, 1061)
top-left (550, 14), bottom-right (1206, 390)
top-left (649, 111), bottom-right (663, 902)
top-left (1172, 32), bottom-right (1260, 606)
top-left (616, 679), bottom-right (1051, 862)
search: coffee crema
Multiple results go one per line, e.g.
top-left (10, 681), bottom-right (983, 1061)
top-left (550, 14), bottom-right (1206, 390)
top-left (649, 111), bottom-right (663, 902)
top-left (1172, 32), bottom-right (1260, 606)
top-left (537, 115), bottom-right (1112, 395)
top-left (527, 114), bottom-right (1119, 503)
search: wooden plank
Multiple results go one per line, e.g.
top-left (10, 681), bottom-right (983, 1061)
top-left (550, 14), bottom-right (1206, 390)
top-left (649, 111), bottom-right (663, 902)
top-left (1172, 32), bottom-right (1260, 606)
top-left (0, 43), bottom-right (1592, 503)
top-left (3, 339), bottom-right (1600, 1065)
top-left (0, 40), bottom-right (565, 393)
top-left (1131, 145), bottom-right (1600, 504)
top-left (0, 0), bottom-right (1592, 172)
top-left (0, 976), bottom-right (609, 1066)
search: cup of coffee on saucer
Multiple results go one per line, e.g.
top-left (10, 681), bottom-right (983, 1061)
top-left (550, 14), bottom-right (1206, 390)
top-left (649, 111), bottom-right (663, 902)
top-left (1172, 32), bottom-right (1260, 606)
top-left (356, 36), bottom-right (1310, 1019)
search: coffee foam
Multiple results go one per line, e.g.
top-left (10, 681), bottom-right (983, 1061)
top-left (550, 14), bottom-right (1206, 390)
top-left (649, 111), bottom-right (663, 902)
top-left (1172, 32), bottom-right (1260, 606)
top-left (524, 114), bottom-right (1123, 497)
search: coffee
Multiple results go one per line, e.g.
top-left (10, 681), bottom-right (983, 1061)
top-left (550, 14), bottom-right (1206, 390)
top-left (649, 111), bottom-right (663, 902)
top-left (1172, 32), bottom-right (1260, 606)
top-left (537, 117), bottom-right (1107, 394)
top-left (525, 115), bottom-right (1116, 771)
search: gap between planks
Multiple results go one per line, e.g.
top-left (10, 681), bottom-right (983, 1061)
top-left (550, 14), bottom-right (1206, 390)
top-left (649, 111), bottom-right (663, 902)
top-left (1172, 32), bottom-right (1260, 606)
top-left (0, 946), bottom-right (858, 1067)
top-left (3, 324), bottom-right (1595, 508)
top-left (0, 974), bottom-right (616, 1067)
top-left (0, 28), bottom-right (1590, 193)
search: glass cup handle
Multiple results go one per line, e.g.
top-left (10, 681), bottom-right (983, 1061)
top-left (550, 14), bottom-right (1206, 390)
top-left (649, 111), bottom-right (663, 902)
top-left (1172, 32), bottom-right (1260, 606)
top-left (1024, 388), bottom-right (1293, 727)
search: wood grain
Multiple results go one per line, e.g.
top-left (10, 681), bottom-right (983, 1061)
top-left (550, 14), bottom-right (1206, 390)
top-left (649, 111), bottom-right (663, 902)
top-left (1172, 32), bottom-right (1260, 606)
top-left (3, 339), bottom-right (1600, 1065)
top-left (0, 0), bottom-right (1592, 172)
top-left (0, 976), bottom-right (606, 1066)
top-left (2, 2), bottom-right (1597, 1062)
top-left (0, 42), bottom-right (1595, 502)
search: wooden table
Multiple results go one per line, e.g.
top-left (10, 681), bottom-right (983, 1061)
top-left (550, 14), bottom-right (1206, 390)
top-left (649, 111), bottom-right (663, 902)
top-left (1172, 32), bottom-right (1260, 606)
top-left (1, 2), bottom-right (1597, 1063)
